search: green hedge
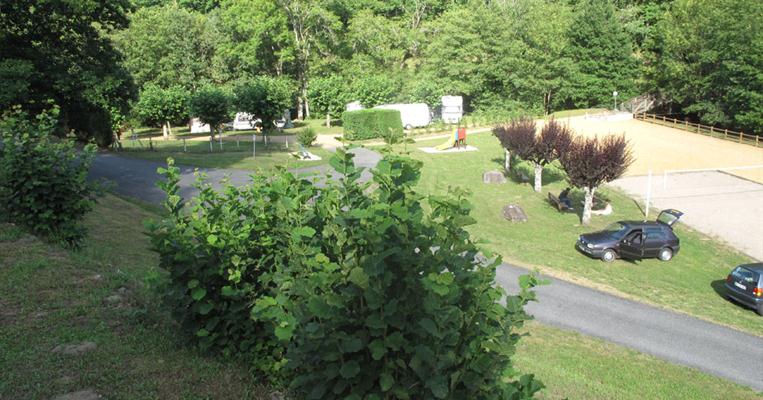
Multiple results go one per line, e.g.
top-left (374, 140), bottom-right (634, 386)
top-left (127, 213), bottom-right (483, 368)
top-left (342, 108), bottom-right (403, 140)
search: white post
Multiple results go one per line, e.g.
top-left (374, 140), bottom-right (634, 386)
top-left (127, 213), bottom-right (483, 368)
top-left (252, 134), bottom-right (256, 158)
top-left (219, 130), bottom-right (223, 150)
top-left (645, 169), bottom-right (653, 220)
top-left (183, 138), bottom-right (187, 152)
top-left (285, 137), bottom-right (289, 148)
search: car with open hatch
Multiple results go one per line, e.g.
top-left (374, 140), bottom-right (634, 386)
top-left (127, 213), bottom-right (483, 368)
top-left (724, 263), bottom-right (763, 316)
top-left (576, 209), bottom-right (683, 263)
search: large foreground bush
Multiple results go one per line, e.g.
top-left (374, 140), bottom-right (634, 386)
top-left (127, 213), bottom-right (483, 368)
top-left (0, 107), bottom-right (97, 247)
top-left (342, 108), bottom-right (403, 140)
top-left (150, 151), bottom-right (542, 398)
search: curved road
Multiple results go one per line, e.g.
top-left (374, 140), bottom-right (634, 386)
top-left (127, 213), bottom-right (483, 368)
top-left (90, 152), bottom-right (763, 392)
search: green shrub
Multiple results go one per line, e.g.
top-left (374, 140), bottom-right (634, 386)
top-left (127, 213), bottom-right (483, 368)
top-left (151, 150), bottom-right (542, 398)
top-left (147, 159), bottom-right (318, 381)
top-left (0, 107), bottom-right (97, 247)
top-left (296, 126), bottom-right (317, 147)
top-left (342, 108), bottom-right (403, 140)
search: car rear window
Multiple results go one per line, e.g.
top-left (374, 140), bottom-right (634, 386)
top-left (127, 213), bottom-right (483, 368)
top-left (732, 267), bottom-right (760, 284)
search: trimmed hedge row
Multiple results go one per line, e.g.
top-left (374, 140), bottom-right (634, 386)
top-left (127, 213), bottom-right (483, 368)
top-left (342, 108), bottom-right (403, 140)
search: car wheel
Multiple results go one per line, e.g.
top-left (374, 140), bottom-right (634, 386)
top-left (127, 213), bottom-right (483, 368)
top-left (404, 124), bottom-right (413, 130)
top-left (658, 247), bottom-right (673, 261)
top-left (757, 304), bottom-right (763, 317)
top-left (601, 249), bottom-right (616, 263)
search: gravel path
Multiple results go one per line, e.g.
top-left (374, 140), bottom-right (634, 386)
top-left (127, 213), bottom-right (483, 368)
top-left (90, 150), bottom-right (763, 392)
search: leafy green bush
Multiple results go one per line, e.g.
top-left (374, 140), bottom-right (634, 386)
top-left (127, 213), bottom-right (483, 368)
top-left (0, 107), bottom-right (97, 247)
top-left (342, 108), bottom-right (403, 140)
top-left (234, 76), bottom-right (294, 131)
top-left (150, 150), bottom-right (542, 398)
top-left (147, 159), bottom-right (318, 381)
top-left (189, 86), bottom-right (231, 137)
top-left (296, 127), bottom-right (317, 147)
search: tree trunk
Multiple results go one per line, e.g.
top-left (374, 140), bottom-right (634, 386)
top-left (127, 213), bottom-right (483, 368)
top-left (533, 163), bottom-right (543, 192)
top-left (326, 112), bottom-right (331, 128)
top-left (297, 95), bottom-right (304, 120)
top-left (504, 149), bottom-right (511, 172)
top-left (303, 81), bottom-right (310, 119)
top-left (162, 124), bottom-right (168, 140)
top-left (166, 121), bottom-right (173, 139)
top-left (582, 186), bottom-right (595, 225)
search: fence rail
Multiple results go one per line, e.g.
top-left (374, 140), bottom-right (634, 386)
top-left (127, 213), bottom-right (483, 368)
top-left (634, 113), bottom-right (761, 148)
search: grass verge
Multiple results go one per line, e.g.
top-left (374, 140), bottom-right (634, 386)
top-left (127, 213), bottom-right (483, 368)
top-left (1, 194), bottom-right (759, 399)
top-left (383, 133), bottom-right (762, 335)
top-left (0, 194), bottom-right (271, 400)
top-left (117, 139), bottom-right (330, 171)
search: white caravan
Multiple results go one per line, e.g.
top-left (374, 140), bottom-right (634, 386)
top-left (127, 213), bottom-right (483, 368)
top-left (189, 118), bottom-right (211, 134)
top-left (441, 95), bottom-right (463, 124)
top-left (233, 112), bottom-right (261, 130)
top-left (345, 101), bottom-right (364, 112)
top-left (374, 103), bottom-right (431, 129)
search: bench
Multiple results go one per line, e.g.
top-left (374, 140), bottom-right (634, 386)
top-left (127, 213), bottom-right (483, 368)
top-left (548, 192), bottom-right (573, 212)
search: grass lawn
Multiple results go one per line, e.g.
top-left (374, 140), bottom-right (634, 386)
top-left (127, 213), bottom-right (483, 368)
top-left (0, 194), bottom-right (271, 400)
top-left (547, 108), bottom-right (609, 119)
top-left (375, 133), bottom-right (762, 336)
top-left (516, 322), bottom-right (762, 400)
top-left (2, 195), bottom-right (759, 399)
top-left (118, 139), bottom-right (331, 171)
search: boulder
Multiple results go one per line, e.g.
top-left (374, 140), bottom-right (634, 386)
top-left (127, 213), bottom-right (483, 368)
top-left (483, 170), bottom-right (507, 184)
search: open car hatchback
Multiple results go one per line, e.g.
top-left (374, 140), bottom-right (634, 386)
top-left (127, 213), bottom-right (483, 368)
top-left (577, 209), bottom-right (683, 263)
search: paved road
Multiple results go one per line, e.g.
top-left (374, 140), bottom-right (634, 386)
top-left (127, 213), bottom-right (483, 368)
top-left (90, 151), bottom-right (763, 392)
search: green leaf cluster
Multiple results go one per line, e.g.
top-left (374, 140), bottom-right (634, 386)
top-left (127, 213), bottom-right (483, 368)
top-left (342, 109), bottom-right (404, 141)
top-left (233, 76), bottom-right (294, 131)
top-left (134, 84), bottom-right (191, 128)
top-left (0, 107), bottom-right (98, 247)
top-left (149, 149), bottom-right (543, 397)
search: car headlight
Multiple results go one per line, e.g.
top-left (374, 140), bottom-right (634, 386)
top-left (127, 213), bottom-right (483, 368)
top-left (586, 243), bottom-right (594, 249)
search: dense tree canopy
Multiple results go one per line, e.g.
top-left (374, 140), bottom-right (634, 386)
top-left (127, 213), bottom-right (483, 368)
top-left (3, 0), bottom-right (760, 141)
top-left (0, 0), bottom-right (136, 146)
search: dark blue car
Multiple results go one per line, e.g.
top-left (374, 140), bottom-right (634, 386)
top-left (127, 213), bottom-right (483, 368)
top-left (725, 263), bottom-right (763, 316)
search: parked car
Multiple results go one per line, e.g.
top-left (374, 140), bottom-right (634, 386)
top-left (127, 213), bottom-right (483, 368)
top-left (576, 209), bottom-right (683, 262)
top-left (724, 263), bottom-right (763, 316)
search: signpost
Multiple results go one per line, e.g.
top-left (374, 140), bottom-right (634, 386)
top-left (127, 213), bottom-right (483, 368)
top-left (613, 91), bottom-right (619, 111)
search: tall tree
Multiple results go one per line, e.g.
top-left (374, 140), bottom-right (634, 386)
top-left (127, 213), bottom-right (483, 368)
top-left (646, 0), bottom-right (763, 134)
top-left (277, 0), bottom-right (340, 119)
top-left (217, 0), bottom-right (294, 78)
top-left (190, 87), bottom-right (231, 142)
top-left (113, 4), bottom-right (223, 91)
top-left (564, 0), bottom-right (639, 109)
top-left (0, 0), bottom-right (136, 146)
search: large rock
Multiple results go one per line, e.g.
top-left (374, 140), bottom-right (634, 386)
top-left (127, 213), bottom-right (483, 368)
top-left (502, 204), bottom-right (528, 222)
top-left (52, 342), bottom-right (97, 356)
top-left (483, 170), bottom-right (507, 184)
top-left (52, 390), bottom-right (101, 400)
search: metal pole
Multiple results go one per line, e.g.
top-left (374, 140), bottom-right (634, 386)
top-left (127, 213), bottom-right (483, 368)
top-left (645, 170), bottom-right (652, 220)
top-left (219, 130), bottom-right (223, 150)
top-left (252, 134), bottom-right (256, 158)
top-left (183, 138), bottom-right (187, 152)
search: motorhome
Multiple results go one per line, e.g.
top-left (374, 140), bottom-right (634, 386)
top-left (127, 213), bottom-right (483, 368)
top-left (233, 112), bottom-right (260, 130)
top-left (374, 103), bottom-right (431, 129)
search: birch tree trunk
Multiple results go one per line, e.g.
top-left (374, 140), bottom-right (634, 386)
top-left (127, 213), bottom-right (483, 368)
top-left (326, 112), bottom-right (331, 127)
top-left (162, 123), bottom-right (168, 140)
top-left (166, 121), bottom-right (173, 139)
top-left (534, 163), bottom-right (543, 192)
top-left (582, 186), bottom-right (596, 225)
top-left (504, 149), bottom-right (511, 172)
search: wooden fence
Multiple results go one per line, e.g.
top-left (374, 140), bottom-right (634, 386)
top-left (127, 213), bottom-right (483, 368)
top-left (634, 113), bottom-right (761, 148)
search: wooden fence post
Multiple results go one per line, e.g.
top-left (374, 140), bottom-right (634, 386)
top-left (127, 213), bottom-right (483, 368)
top-left (662, 115), bottom-right (666, 123)
top-left (739, 132), bottom-right (743, 143)
top-left (710, 126), bottom-right (714, 137)
top-left (724, 129), bottom-right (728, 139)
top-left (697, 123), bottom-right (700, 134)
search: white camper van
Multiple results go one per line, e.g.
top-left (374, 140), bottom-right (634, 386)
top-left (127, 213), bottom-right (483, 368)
top-left (190, 118), bottom-right (211, 134)
top-left (441, 95), bottom-right (463, 124)
top-left (374, 103), bottom-right (431, 129)
top-left (233, 112), bottom-right (261, 130)
top-left (345, 101), bottom-right (363, 112)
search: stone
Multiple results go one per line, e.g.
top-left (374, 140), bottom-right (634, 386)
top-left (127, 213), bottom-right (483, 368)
top-left (51, 389), bottom-right (101, 400)
top-left (52, 342), bottom-right (97, 356)
top-left (483, 170), bottom-right (507, 184)
top-left (105, 294), bottom-right (122, 304)
top-left (502, 204), bottom-right (528, 222)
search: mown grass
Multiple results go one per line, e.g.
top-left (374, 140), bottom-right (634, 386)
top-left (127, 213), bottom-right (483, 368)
top-left (2, 194), bottom-right (760, 399)
top-left (0, 195), bottom-right (272, 400)
top-left (380, 133), bottom-right (762, 335)
top-left (118, 138), bottom-right (331, 171)
top-left (516, 322), bottom-right (762, 400)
